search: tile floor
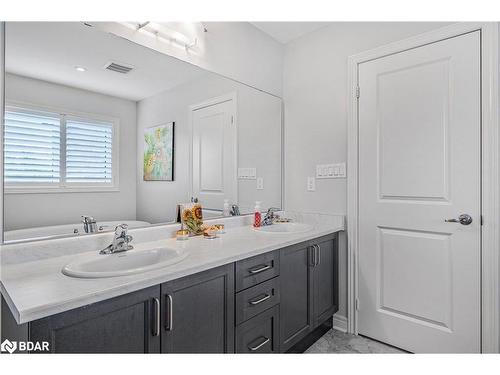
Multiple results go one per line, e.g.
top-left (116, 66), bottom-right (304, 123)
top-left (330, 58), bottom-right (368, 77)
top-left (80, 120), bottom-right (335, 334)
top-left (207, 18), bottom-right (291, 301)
top-left (305, 329), bottom-right (407, 354)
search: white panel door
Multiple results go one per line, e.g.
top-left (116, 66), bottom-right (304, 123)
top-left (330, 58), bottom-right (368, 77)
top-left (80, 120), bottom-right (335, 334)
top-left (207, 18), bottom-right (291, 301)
top-left (192, 99), bottom-right (236, 210)
top-left (358, 31), bottom-right (481, 353)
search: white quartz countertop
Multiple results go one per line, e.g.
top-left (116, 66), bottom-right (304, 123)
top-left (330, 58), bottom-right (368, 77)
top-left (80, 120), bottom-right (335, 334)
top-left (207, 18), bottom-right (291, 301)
top-left (0, 214), bottom-right (344, 324)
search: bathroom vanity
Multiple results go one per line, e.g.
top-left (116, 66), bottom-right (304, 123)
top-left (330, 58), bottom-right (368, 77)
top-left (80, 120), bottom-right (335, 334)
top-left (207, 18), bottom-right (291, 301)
top-left (1, 215), bottom-right (343, 353)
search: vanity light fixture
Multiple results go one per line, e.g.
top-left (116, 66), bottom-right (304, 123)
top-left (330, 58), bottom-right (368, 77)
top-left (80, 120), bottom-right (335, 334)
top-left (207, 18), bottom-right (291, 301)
top-left (74, 66), bottom-right (87, 72)
top-left (123, 22), bottom-right (198, 51)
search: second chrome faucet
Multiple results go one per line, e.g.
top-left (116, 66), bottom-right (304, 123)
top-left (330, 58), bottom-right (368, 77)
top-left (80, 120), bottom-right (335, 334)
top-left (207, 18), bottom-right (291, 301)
top-left (100, 224), bottom-right (134, 255)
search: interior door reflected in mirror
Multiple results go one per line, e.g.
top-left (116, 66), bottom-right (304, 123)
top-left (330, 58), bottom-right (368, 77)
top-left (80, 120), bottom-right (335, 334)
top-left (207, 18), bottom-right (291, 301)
top-left (2, 22), bottom-right (283, 243)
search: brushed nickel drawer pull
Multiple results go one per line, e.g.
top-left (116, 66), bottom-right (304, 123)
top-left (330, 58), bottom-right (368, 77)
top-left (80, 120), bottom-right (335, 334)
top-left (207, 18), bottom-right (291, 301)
top-left (166, 294), bottom-right (173, 331)
top-left (153, 298), bottom-right (160, 336)
top-left (248, 336), bottom-right (270, 351)
top-left (249, 293), bottom-right (271, 305)
top-left (248, 264), bottom-right (271, 274)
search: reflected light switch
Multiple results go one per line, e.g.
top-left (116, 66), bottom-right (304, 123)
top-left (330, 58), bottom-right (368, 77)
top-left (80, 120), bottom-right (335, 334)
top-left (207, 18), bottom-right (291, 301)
top-left (307, 177), bottom-right (316, 191)
top-left (256, 177), bottom-right (264, 190)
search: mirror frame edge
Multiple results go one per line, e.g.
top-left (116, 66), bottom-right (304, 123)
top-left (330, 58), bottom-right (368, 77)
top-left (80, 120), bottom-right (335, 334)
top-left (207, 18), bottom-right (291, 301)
top-left (1, 21), bottom-right (5, 245)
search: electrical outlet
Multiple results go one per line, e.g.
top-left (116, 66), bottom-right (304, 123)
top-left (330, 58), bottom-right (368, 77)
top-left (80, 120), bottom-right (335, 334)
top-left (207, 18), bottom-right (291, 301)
top-left (307, 177), bottom-right (316, 191)
top-left (256, 177), bottom-right (264, 190)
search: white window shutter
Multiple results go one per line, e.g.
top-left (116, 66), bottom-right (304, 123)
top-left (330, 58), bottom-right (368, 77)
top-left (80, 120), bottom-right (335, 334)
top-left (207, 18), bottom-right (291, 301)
top-left (4, 109), bottom-right (61, 183)
top-left (65, 118), bottom-right (113, 183)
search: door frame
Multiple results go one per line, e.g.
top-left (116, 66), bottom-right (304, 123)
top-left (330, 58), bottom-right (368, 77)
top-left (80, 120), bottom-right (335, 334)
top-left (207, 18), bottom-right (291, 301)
top-left (347, 22), bottom-right (499, 353)
top-left (188, 92), bottom-right (238, 207)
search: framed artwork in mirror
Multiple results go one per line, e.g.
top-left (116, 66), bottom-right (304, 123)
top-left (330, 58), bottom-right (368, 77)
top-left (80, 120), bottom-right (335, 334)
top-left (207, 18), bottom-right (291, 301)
top-left (143, 122), bottom-right (175, 181)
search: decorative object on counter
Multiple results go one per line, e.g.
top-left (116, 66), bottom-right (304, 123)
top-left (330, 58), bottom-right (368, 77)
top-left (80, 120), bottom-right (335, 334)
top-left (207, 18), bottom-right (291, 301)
top-left (253, 201), bottom-right (262, 228)
top-left (223, 199), bottom-right (230, 217)
top-left (176, 229), bottom-right (190, 241)
top-left (202, 225), bottom-right (219, 239)
top-left (181, 203), bottom-right (204, 235)
top-left (143, 122), bottom-right (174, 181)
top-left (213, 224), bottom-right (225, 234)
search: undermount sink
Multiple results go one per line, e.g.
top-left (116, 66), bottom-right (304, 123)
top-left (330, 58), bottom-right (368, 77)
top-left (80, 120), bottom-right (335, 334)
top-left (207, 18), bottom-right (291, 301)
top-left (62, 247), bottom-right (189, 278)
top-left (253, 222), bottom-right (313, 234)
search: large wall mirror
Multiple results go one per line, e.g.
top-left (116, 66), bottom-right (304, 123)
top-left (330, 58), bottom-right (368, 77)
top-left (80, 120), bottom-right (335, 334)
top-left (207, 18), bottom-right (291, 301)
top-left (2, 22), bottom-right (283, 243)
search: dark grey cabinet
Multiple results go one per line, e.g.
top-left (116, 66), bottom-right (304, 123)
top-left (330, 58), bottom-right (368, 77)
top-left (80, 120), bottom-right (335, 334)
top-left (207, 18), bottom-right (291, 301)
top-left (30, 285), bottom-right (161, 353)
top-left (2, 232), bottom-right (339, 354)
top-left (279, 241), bottom-right (314, 351)
top-left (313, 235), bottom-right (339, 326)
top-left (279, 233), bottom-right (338, 352)
top-left (161, 264), bottom-right (235, 353)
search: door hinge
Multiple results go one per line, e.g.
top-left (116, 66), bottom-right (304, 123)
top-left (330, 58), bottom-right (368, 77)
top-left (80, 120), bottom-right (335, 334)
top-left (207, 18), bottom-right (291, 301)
top-left (355, 86), bottom-right (360, 98)
top-left (355, 298), bottom-right (360, 311)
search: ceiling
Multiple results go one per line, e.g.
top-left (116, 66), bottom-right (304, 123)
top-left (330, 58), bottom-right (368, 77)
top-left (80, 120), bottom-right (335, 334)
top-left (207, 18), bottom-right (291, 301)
top-left (250, 22), bottom-right (331, 44)
top-left (5, 22), bottom-right (209, 101)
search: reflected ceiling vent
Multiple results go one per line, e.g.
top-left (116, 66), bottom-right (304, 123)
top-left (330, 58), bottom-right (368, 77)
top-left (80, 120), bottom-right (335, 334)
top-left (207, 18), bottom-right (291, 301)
top-left (104, 61), bottom-right (134, 74)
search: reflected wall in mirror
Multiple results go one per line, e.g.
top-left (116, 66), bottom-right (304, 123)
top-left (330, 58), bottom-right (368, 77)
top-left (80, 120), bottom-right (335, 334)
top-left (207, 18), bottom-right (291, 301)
top-left (2, 22), bottom-right (283, 243)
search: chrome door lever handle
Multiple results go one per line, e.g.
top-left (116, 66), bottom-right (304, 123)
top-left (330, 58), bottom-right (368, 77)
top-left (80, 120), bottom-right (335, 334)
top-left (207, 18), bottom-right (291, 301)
top-left (445, 214), bottom-right (473, 225)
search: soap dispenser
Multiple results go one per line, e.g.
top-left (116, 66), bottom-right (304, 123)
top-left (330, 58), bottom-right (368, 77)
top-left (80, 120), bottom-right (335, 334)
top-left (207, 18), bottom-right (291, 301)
top-left (253, 201), bottom-right (262, 228)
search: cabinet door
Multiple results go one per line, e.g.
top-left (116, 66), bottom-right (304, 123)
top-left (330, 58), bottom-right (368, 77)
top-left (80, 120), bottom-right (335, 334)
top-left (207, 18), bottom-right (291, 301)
top-left (30, 286), bottom-right (161, 353)
top-left (279, 242), bottom-right (314, 352)
top-left (161, 264), bottom-right (235, 353)
top-left (313, 234), bottom-right (339, 326)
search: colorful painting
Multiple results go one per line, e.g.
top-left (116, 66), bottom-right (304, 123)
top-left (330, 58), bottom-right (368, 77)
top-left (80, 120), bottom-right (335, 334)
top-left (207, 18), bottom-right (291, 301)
top-left (143, 122), bottom-right (174, 181)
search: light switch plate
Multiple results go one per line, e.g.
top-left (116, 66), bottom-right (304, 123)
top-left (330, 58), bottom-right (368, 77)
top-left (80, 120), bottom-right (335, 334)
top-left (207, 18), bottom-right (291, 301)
top-left (238, 167), bottom-right (257, 180)
top-left (316, 163), bottom-right (346, 179)
top-left (307, 177), bottom-right (316, 191)
top-left (256, 177), bottom-right (264, 190)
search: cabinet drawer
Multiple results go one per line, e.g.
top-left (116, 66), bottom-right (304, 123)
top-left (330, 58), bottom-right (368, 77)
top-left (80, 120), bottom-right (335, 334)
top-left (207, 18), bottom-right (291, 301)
top-left (236, 305), bottom-right (279, 353)
top-left (235, 277), bottom-right (280, 324)
top-left (235, 251), bottom-right (280, 291)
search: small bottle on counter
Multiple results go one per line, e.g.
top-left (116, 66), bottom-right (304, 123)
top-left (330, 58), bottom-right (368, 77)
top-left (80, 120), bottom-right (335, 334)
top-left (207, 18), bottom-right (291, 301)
top-left (223, 199), bottom-right (230, 217)
top-left (253, 201), bottom-right (262, 228)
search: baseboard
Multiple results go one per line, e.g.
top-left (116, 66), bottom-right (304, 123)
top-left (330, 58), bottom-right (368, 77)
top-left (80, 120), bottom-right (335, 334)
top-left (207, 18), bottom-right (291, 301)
top-left (332, 314), bottom-right (347, 333)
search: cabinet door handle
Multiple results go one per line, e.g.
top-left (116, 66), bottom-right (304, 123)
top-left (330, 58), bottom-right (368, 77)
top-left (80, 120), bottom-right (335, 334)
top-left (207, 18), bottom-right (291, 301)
top-left (165, 294), bottom-right (173, 331)
top-left (152, 298), bottom-right (160, 336)
top-left (311, 245), bottom-right (318, 266)
top-left (248, 264), bottom-right (271, 274)
top-left (308, 246), bottom-right (314, 267)
top-left (249, 293), bottom-right (271, 305)
top-left (248, 336), bottom-right (270, 351)
top-left (317, 244), bottom-right (321, 266)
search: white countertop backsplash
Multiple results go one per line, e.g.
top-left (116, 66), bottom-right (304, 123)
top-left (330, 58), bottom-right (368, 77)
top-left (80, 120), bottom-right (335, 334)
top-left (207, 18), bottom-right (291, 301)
top-left (0, 212), bottom-right (344, 324)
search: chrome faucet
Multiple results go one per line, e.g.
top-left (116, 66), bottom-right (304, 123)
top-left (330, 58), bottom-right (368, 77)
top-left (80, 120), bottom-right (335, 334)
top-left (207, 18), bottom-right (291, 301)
top-left (100, 224), bottom-right (133, 255)
top-left (262, 208), bottom-right (281, 226)
top-left (82, 215), bottom-right (97, 233)
top-left (230, 204), bottom-right (241, 216)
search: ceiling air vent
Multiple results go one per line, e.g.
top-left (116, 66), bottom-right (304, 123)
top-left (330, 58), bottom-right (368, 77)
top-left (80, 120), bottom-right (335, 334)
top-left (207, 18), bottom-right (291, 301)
top-left (104, 61), bottom-right (134, 74)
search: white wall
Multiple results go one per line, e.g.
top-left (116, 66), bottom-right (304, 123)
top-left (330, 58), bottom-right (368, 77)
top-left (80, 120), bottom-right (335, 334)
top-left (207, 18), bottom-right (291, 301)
top-left (94, 22), bottom-right (284, 97)
top-left (3, 74), bottom-right (137, 230)
top-left (283, 22), bottom-right (451, 320)
top-left (137, 74), bottom-right (282, 224)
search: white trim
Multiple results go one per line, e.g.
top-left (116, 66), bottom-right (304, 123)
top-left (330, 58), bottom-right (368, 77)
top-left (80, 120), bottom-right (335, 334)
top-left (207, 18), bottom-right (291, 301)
top-left (3, 100), bottom-right (121, 193)
top-left (347, 22), bottom-right (499, 353)
top-left (188, 92), bottom-right (238, 205)
top-left (332, 314), bottom-right (348, 333)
